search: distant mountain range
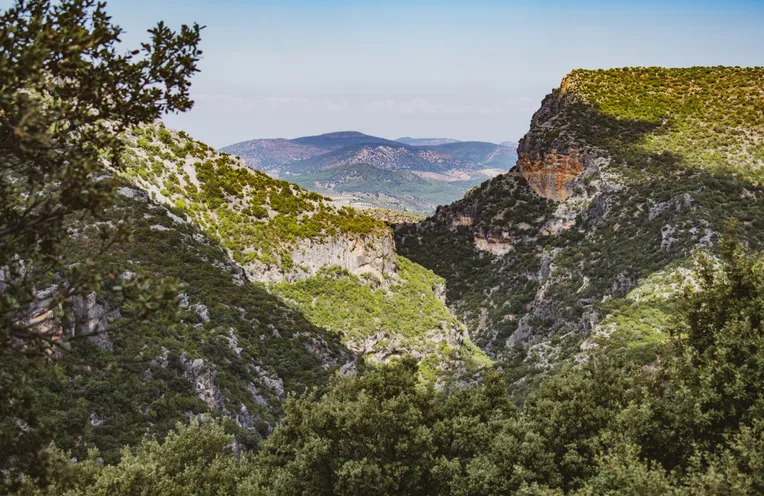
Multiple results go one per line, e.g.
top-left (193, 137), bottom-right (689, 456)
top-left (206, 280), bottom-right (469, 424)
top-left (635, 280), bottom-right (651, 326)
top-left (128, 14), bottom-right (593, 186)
top-left (220, 132), bottom-right (518, 213)
top-left (289, 163), bottom-right (481, 213)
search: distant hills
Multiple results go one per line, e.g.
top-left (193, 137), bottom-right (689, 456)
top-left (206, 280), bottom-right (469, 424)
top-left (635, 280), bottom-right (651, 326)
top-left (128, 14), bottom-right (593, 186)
top-left (290, 163), bottom-right (481, 213)
top-left (220, 132), bottom-right (518, 213)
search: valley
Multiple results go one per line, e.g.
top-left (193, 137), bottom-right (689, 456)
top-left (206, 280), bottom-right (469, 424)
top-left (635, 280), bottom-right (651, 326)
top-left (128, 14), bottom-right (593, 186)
top-left (3, 2), bottom-right (764, 491)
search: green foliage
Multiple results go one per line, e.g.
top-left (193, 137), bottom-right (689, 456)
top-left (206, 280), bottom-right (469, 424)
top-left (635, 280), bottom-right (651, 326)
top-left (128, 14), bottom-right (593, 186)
top-left (565, 67), bottom-right (764, 176)
top-left (271, 257), bottom-right (491, 374)
top-left (18, 420), bottom-right (249, 496)
top-left (242, 360), bottom-right (531, 496)
top-left (124, 125), bottom-right (388, 270)
top-left (273, 257), bottom-right (452, 340)
top-left (19, 241), bottom-right (764, 494)
top-left (637, 234), bottom-right (764, 471)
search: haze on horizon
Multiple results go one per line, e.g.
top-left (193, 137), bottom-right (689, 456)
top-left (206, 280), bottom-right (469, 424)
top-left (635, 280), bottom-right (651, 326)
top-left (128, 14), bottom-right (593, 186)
top-left (6, 0), bottom-right (761, 147)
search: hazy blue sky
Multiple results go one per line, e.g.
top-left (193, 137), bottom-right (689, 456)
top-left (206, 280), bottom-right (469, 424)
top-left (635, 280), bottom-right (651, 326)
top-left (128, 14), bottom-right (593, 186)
top-left (4, 0), bottom-right (763, 146)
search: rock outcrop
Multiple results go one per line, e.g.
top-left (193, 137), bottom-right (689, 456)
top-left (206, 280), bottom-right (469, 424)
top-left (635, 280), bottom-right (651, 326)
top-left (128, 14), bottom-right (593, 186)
top-left (72, 292), bottom-right (118, 350)
top-left (24, 288), bottom-right (117, 351)
top-left (518, 151), bottom-right (585, 201)
top-left (516, 80), bottom-right (590, 202)
top-left (245, 232), bottom-right (398, 284)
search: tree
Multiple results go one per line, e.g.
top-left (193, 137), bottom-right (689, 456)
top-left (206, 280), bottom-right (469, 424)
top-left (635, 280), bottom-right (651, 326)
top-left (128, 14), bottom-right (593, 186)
top-left (0, 0), bottom-right (202, 486)
top-left (245, 359), bottom-right (443, 496)
top-left (243, 360), bottom-right (558, 496)
top-left (639, 233), bottom-right (764, 474)
top-left (17, 420), bottom-right (249, 496)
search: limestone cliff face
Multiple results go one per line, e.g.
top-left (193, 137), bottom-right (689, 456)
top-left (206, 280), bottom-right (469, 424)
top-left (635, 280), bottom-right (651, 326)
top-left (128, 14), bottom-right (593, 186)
top-left (517, 151), bottom-right (585, 201)
top-left (516, 78), bottom-right (590, 202)
top-left (243, 232), bottom-right (398, 284)
top-left (24, 288), bottom-right (117, 351)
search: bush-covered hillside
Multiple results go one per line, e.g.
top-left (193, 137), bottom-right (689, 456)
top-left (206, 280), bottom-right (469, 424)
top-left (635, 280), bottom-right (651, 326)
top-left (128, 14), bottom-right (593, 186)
top-left (18, 188), bottom-right (352, 464)
top-left (272, 257), bottom-right (491, 379)
top-left (397, 67), bottom-right (764, 387)
top-left (21, 240), bottom-right (764, 494)
top-left (122, 124), bottom-right (388, 270)
top-left (561, 67), bottom-right (764, 175)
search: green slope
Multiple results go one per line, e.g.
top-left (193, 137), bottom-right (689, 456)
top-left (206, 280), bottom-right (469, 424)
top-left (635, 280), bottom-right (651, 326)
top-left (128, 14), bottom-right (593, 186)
top-left (122, 124), bottom-right (388, 270)
top-left (397, 66), bottom-right (764, 384)
top-left (30, 188), bottom-right (351, 462)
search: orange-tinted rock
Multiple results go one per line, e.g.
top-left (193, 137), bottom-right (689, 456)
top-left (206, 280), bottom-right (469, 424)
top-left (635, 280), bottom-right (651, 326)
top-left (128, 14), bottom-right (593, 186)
top-left (516, 83), bottom-right (587, 201)
top-left (518, 151), bottom-right (585, 201)
top-left (451, 215), bottom-right (473, 227)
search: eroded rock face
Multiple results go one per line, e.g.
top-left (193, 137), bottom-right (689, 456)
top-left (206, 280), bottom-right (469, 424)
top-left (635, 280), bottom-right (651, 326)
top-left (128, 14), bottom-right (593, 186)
top-left (516, 79), bottom-right (589, 202)
top-left (474, 232), bottom-right (514, 256)
top-left (24, 289), bottom-right (116, 350)
top-left (178, 353), bottom-right (278, 431)
top-left (244, 232), bottom-right (398, 284)
top-left (518, 151), bottom-right (585, 201)
top-left (72, 292), bottom-right (119, 350)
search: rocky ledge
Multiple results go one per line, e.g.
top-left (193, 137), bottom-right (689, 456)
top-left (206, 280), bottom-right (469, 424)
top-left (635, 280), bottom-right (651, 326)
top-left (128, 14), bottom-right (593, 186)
top-left (244, 231), bottom-right (398, 284)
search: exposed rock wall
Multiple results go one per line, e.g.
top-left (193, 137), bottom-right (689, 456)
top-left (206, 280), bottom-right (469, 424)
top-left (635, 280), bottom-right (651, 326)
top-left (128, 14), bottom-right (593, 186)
top-left (474, 231), bottom-right (514, 255)
top-left (518, 151), bottom-right (585, 201)
top-left (24, 288), bottom-right (117, 350)
top-left (516, 80), bottom-right (590, 202)
top-left (72, 292), bottom-right (118, 350)
top-left (244, 232), bottom-right (398, 284)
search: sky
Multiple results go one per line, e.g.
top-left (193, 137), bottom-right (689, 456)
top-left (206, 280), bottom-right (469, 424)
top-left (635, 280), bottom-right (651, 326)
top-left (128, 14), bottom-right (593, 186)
top-left (4, 0), bottom-right (764, 146)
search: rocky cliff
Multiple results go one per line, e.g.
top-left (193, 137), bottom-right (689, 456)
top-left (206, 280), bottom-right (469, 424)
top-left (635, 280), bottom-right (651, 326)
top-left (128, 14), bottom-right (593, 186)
top-left (516, 79), bottom-right (588, 201)
top-left (397, 67), bottom-right (764, 381)
top-left (244, 232), bottom-right (397, 284)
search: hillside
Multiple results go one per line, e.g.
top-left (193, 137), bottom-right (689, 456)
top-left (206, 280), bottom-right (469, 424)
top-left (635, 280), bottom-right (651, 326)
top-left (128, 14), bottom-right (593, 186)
top-left (30, 187), bottom-right (352, 462)
top-left (397, 67), bottom-right (764, 384)
top-left (21, 124), bottom-right (490, 464)
top-left (221, 132), bottom-right (517, 213)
